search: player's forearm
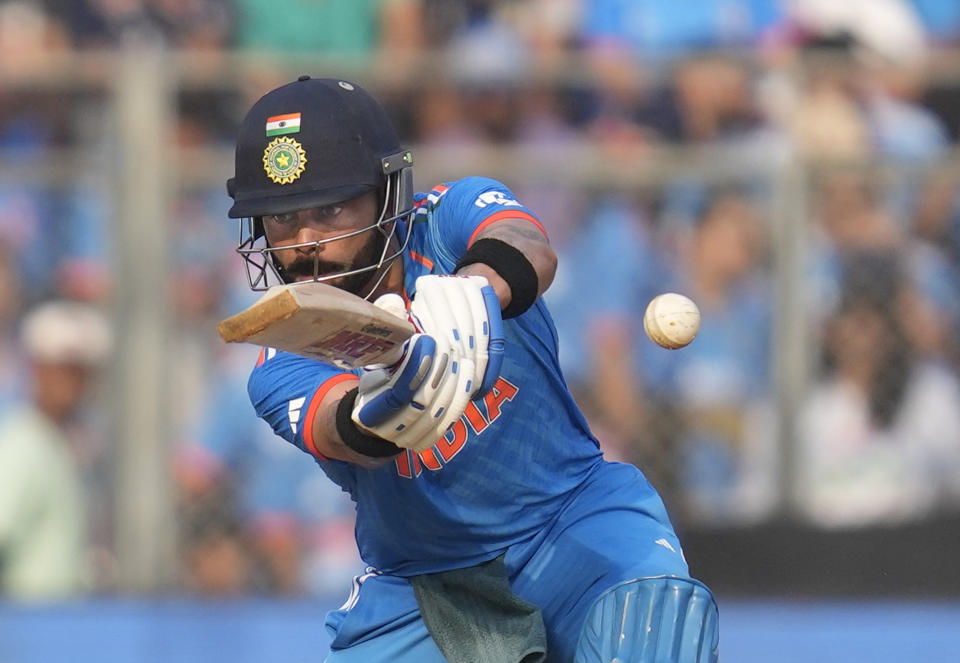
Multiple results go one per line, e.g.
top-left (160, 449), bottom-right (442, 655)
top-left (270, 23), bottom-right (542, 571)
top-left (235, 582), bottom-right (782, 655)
top-left (456, 262), bottom-right (513, 307)
top-left (312, 382), bottom-right (397, 469)
top-left (456, 219), bottom-right (557, 312)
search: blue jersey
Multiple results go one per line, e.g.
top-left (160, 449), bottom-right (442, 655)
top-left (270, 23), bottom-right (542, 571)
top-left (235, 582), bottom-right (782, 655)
top-left (247, 176), bottom-right (604, 575)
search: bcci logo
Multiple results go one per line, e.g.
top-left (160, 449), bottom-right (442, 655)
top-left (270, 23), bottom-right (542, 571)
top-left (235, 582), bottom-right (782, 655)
top-left (263, 136), bottom-right (307, 184)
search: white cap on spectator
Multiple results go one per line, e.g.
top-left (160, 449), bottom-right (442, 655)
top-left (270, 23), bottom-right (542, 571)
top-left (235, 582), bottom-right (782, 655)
top-left (789, 0), bottom-right (927, 64)
top-left (447, 21), bottom-right (530, 85)
top-left (21, 301), bottom-right (112, 366)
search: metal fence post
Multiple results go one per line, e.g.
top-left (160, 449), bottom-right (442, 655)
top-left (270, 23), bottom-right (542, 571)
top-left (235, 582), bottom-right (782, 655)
top-left (770, 158), bottom-right (812, 518)
top-left (110, 44), bottom-right (178, 592)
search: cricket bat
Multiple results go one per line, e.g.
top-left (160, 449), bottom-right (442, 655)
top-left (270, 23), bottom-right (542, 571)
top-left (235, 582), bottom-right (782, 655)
top-left (217, 282), bottom-right (415, 369)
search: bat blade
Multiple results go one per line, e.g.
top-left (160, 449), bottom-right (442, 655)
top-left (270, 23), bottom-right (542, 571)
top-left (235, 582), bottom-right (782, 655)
top-left (217, 283), bottom-right (415, 368)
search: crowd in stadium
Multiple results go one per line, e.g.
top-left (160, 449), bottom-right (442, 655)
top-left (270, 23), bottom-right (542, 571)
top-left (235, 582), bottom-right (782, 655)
top-left (1, 0), bottom-right (959, 598)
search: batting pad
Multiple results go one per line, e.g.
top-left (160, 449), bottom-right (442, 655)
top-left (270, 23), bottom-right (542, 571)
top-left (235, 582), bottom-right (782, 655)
top-left (575, 575), bottom-right (719, 663)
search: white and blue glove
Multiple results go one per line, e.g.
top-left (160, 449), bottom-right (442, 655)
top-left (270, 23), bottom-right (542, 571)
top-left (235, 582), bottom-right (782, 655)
top-left (352, 275), bottom-right (505, 452)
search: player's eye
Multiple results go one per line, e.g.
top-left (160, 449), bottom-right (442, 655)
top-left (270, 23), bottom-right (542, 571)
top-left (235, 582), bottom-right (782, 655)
top-left (267, 212), bottom-right (298, 225)
top-left (316, 205), bottom-right (344, 219)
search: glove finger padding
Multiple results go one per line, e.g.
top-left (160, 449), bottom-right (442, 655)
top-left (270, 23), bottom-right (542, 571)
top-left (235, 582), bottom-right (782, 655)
top-left (476, 284), bottom-right (505, 396)
top-left (353, 333), bottom-right (437, 432)
top-left (352, 330), bottom-right (476, 451)
top-left (409, 275), bottom-right (504, 399)
top-left (381, 317), bottom-right (477, 452)
top-left (391, 353), bottom-right (476, 452)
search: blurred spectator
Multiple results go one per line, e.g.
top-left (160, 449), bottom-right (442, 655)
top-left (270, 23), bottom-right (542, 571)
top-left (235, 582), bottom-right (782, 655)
top-left (511, 83), bottom-right (585, 271)
top-left (647, 55), bottom-right (767, 146)
top-left (51, 185), bottom-right (113, 303)
top-left (0, 178), bottom-right (111, 305)
top-left (858, 49), bottom-right (951, 237)
top-left (861, 57), bottom-right (948, 164)
top-left (167, 189), bottom-right (238, 434)
top-left (503, 0), bottom-right (580, 68)
top-left (232, 0), bottom-right (421, 60)
top-left (0, 300), bottom-right (111, 599)
top-left (785, 0), bottom-right (928, 65)
top-left (815, 173), bottom-right (900, 252)
top-left (0, 108), bottom-right (54, 304)
top-left (176, 345), bottom-right (362, 597)
top-left (0, 88), bottom-right (111, 304)
top-left (180, 493), bottom-right (250, 597)
top-left (0, 244), bottom-right (22, 412)
top-left (442, 6), bottom-right (531, 146)
top-left (577, 42), bottom-right (656, 155)
top-left (578, 0), bottom-right (783, 62)
top-left (151, 0), bottom-right (233, 50)
top-left (544, 192), bottom-right (659, 464)
top-left (902, 176), bottom-right (960, 366)
top-left (64, 0), bottom-right (233, 49)
top-left (410, 80), bottom-right (482, 151)
top-left (775, 0), bottom-right (947, 167)
top-left (0, 0), bottom-right (69, 68)
top-left (809, 171), bottom-right (902, 320)
top-left (906, 0), bottom-right (960, 44)
top-left (639, 188), bottom-right (776, 524)
top-left (550, 186), bottom-right (776, 522)
top-left (63, 0), bottom-right (167, 47)
top-left (785, 36), bottom-right (872, 161)
top-left (796, 251), bottom-right (960, 527)
top-left (446, 2), bottom-right (530, 85)
top-left (910, 174), bottom-right (960, 269)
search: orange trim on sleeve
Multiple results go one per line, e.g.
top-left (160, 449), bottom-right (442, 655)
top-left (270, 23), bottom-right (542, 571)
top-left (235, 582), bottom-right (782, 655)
top-left (467, 210), bottom-right (548, 248)
top-left (302, 373), bottom-right (360, 460)
top-left (256, 348), bottom-right (266, 367)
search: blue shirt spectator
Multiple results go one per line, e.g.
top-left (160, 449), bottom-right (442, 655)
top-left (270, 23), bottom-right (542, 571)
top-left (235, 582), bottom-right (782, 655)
top-left (579, 0), bottom-right (783, 60)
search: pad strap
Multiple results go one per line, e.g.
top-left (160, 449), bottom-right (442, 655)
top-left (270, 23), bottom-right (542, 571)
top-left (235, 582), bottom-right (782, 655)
top-left (335, 388), bottom-right (403, 458)
top-left (455, 238), bottom-right (538, 319)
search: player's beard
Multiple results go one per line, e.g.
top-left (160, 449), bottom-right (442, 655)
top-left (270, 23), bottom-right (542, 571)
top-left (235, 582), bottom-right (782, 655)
top-left (280, 229), bottom-right (385, 296)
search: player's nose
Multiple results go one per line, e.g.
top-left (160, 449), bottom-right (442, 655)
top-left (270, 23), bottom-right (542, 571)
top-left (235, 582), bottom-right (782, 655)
top-left (293, 225), bottom-right (325, 253)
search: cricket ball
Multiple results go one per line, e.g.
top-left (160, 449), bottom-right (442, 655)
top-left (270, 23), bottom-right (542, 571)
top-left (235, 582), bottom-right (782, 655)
top-left (643, 293), bottom-right (700, 349)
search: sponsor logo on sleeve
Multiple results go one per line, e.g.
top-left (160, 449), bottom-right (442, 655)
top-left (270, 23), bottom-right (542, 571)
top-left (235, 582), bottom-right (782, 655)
top-left (288, 396), bottom-right (307, 434)
top-left (474, 191), bottom-right (521, 209)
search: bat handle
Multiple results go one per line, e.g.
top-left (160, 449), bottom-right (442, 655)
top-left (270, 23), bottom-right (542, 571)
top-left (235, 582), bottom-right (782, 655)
top-left (381, 340), bottom-right (408, 368)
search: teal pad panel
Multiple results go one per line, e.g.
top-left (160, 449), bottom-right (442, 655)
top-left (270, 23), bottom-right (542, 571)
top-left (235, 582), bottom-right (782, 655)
top-left (575, 575), bottom-right (719, 663)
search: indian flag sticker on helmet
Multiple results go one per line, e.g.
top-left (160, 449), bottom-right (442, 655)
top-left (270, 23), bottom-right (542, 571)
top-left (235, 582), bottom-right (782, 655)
top-left (263, 136), bottom-right (307, 185)
top-left (265, 113), bottom-right (301, 136)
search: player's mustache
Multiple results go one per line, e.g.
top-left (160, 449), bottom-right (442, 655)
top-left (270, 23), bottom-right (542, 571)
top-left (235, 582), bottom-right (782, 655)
top-left (284, 256), bottom-right (348, 279)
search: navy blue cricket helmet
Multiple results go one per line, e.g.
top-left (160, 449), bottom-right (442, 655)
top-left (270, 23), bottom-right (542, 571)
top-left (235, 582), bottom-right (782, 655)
top-left (226, 76), bottom-right (414, 294)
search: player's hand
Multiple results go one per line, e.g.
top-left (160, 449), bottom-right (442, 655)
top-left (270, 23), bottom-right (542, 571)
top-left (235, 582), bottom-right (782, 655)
top-left (350, 277), bottom-right (504, 452)
top-left (408, 274), bottom-right (504, 400)
top-left (351, 329), bottom-right (471, 452)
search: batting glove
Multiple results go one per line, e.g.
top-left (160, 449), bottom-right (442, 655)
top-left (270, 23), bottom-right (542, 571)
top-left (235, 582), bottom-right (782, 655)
top-left (351, 277), bottom-right (504, 452)
top-left (408, 274), bottom-right (504, 399)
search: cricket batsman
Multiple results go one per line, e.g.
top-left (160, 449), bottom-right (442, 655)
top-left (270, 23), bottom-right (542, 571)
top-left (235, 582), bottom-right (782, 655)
top-left (225, 76), bottom-right (719, 663)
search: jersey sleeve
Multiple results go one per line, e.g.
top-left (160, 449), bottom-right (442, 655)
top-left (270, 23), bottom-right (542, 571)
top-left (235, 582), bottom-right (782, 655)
top-left (425, 176), bottom-right (547, 270)
top-left (247, 348), bottom-right (360, 462)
